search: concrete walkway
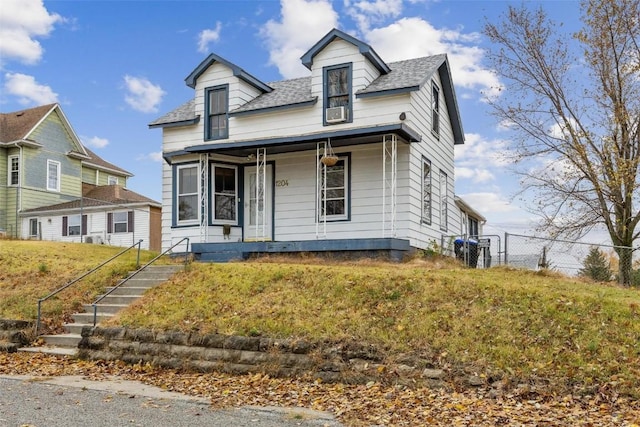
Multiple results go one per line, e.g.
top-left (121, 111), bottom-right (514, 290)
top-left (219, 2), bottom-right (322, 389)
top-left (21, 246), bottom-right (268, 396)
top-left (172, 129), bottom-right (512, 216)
top-left (0, 375), bottom-right (343, 427)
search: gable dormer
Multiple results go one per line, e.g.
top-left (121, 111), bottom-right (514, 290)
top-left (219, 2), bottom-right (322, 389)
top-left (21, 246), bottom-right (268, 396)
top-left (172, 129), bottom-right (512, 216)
top-left (185, 53), bottom-right (272, 140)
top-left (301, 29), bottom-right (390, 126)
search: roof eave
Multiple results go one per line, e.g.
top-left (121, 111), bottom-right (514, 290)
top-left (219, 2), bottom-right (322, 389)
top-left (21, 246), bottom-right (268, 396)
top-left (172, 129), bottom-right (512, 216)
top-left (229, 98), bottom-right (318, 117)
top-left (185, 53), bottom-right (272, 92)
top-left (148, 117), bottom-right (200, 129)
top-left (355, 86), bottom-right (419, 99)
top-left (81, 162), bottom-right (133, 177)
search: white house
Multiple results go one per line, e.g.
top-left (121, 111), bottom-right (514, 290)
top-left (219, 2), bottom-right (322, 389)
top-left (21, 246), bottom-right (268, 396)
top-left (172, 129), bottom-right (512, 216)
top-left (149, 28), bottom-right (484, 261)
top-left (20, 184), bottom-right (162, 251)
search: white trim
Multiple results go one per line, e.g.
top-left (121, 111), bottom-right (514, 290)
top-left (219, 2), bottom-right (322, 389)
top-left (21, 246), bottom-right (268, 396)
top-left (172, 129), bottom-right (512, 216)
top-left (176, 163), bottom-right (200, 226)
top-left (46, 159), bottom-right (61, 192)
top-left (8, 154), bottom-right (19, 186)
top-left (107, 175), bottom-right (119, 185)
top-left (211, 163), bottom-right (238, 225)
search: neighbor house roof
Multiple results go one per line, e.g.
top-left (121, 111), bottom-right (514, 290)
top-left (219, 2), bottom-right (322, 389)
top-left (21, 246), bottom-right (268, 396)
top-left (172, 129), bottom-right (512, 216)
top-left (83, 146), bottom-right (132, 177)
top-left (20, 185), bottom-right (160, 215)
top-left (0, 103), bottom-right (57, 143)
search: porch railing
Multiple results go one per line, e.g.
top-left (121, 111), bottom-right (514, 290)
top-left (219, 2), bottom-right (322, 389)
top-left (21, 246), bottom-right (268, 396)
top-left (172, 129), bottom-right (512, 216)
top-left (35, 239), bottom-right (144, 335)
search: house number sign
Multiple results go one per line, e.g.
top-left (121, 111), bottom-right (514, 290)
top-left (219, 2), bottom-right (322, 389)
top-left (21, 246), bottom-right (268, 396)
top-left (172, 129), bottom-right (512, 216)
top-left (275, 179), bottom-right (289, 187)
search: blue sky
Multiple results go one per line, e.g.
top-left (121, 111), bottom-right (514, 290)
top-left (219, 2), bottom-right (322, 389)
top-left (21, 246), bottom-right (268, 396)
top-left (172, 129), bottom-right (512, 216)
top-left (0, 0), bottom-right (585, 236)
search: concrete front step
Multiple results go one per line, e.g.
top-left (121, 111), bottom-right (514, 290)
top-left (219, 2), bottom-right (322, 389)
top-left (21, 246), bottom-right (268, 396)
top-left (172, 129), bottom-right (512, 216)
top-left (32, 265), bottom-right (183, 352)
top-left (39, 333), bottom-right (82, 348)
top-left (104, 286), bottom-right (156, 296)
top-left (19, 346), bottom-right (78, 356)
top-left (72, 312), bottom-right (113, 324)
top-left (64, 323), bottom-right (92, 335)
top-left (94, 295), bottom-right (141, 305)
top-left (83, 304), bottom-right (128, 315)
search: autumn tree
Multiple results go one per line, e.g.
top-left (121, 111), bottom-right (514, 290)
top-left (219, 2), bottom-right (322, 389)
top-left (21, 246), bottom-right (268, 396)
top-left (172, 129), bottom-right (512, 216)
top-left (579, 247), bottom-right (613, 282)
top-left (483, 0), bottom-right (640, 285)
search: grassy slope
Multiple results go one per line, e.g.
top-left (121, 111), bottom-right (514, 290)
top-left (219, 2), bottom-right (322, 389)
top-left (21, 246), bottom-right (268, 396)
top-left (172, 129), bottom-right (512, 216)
top-left (1, 242), bottom-right (638, 397)
top-left (0, 240), bottom-right (159, 329)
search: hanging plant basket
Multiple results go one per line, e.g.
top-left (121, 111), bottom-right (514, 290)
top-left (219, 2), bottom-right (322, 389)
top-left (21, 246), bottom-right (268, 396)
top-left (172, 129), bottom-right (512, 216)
top-left (321, 155), bottom-right (339, 166)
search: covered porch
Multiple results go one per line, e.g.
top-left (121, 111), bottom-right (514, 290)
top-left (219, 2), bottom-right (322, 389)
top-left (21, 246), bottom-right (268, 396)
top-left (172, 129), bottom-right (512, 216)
top-left (165, 123), bottom-right (421, 260)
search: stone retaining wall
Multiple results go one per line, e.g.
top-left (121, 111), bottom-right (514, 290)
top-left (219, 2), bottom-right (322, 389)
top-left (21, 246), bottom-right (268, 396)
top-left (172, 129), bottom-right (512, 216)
top-left (0, 319), bottom-right (34, 353)
top-left (78, 327), bottom-right (445, 386)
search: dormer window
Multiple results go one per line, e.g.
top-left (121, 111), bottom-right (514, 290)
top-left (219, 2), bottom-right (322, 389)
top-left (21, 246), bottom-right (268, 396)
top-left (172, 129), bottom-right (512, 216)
top-left (205, 85), bottom-right (228, 140)
top-left (324, 64), bottom-right (352, 125)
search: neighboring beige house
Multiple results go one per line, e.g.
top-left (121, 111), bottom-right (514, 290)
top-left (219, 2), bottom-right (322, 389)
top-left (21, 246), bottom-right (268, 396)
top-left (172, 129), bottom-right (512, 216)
top-left (0, 103), bottom-right (161, 251)
top-left (150, 28), bottom-right (484, 260)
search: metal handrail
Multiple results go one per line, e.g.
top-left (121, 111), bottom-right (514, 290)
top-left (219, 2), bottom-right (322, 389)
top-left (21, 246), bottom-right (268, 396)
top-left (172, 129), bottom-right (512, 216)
top-left (36, 239), bottom-right (144, 335)
top-left (92, 237), bottom-right (190, 326)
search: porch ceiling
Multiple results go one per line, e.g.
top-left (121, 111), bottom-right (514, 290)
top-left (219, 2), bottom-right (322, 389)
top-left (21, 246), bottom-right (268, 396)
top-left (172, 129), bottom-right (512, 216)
top-left (182, 123), bottom-right (420, 158)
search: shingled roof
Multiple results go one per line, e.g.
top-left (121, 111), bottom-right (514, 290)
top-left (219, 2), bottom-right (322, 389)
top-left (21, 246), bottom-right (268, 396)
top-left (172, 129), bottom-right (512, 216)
top-left (149, 55), bottom-right (447, 126)
top-left (83, 146), bottom-right (132, 177)
top-left (21, 185), bottom-right (160, 214)
top-left (0, 103), bottom-right (56, 143)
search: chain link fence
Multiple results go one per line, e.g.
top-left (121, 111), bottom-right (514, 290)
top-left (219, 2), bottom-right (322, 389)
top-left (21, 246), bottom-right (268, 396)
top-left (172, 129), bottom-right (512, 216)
top-left (442, 232), bottom-right (633, 280)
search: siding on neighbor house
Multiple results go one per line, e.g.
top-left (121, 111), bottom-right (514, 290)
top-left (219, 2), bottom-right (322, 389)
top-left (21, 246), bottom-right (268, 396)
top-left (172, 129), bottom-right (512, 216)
top-left (22, 206), bottom-right (154, 250)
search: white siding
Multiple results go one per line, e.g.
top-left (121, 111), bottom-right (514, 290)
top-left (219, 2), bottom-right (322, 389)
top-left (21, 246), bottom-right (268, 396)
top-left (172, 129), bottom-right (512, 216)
top-left (22, 207), bottom-right (154, 250)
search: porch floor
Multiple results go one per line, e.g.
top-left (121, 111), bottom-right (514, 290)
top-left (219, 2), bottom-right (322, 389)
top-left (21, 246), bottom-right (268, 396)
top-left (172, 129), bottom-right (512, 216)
top-left (191, 238), bottom-right (412, 262)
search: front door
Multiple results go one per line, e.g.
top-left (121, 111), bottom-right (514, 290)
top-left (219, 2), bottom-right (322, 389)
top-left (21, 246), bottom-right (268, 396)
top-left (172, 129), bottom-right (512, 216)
top-left (243, 165), bottom-right (273, 241)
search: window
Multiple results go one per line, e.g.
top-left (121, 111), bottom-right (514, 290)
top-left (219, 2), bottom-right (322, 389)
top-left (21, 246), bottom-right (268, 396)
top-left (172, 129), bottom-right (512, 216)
top-left (176, 164), bottom-right (199, 224)
top-left (62, 214), bottom-right (86, 236)
top-left (422, 158), bottom-right (432, 225)
top-left (468, 217), bottom-right (479, 239)
top-left (318, 156), bottom-right (349, 221)
top-left (108, 211), bottom-right (134, 233)
top-left (108, 176), bottom-right (119, 185)
top-left (212, 165), bottom-right (237, 223)
top-left (47, 160), bottom-right (60, 192)
top-left (431, 81), bottom-right (440, 137)
top-left (324, 64), bottom-right (352, 124)
top-left (439, 170), bottom-right (448, 232)
top-left (8, 155), bottom-right (19, 186)
top-left (29, 219), bottom-right (38, 237)
top-left (205, 86), bottom-right (228, 140)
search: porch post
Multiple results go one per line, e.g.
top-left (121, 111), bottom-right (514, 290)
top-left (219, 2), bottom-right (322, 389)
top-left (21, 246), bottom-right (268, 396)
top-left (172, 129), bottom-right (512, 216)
top-left (199, 153), bottom-right (209, 243)
top-left (255, 148), bottom-right (267, 241)
top-left (315, 141), bottom-right (327, 238)
top-left (382, 134), bottom-right (397, 237)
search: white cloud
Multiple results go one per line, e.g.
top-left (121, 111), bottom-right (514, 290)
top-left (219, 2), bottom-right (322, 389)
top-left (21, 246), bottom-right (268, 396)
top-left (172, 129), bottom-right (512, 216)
top-left (455, 167), bottom-right (495, 183)
top-left (345, 0), bottom-right (403, 33)
top-left (456, 132), bottom-right (511, 168)
top-left (3, 72), bottom-right (58, 105)
top-left (83, 136), bottom-right (109, 148)
top-left (197, 21), bottom-right (222, 53)
top-left (137, 151), bottom-right (163, 162)
top-left (365, 18), bottom-right (501, 98)
top-left (0, 0), bottom-right (62, 65)
top-left (260, 0), bottom-right (338, 78)
top-left (123, 75), bottom-right (165, 113)
top-left (457, 192), bottom-right (519, 214)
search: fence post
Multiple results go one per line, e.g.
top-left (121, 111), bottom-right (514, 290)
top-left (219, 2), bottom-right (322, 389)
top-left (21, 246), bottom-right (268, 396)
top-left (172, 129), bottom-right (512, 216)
top-left (504, 232), bottom-right (509, 266)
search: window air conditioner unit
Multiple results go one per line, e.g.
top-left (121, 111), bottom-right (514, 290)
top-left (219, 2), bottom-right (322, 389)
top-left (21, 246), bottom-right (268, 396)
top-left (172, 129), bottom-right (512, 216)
top-left (326, 106), bottom-right (346, 123)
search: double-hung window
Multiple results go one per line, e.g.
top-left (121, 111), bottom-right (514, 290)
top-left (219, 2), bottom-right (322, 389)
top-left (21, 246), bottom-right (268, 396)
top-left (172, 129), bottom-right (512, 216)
top-left (8, 155), bottom-right (19, 186)
top-left (62, 215), bottom-right (86, 236)
top-left (47, 160), bottom-right (60, 192)
top-left (205, 86), bottom-right (228, 140)
top-left (67, 215), bottom-right (81, 236)
top-left (468, 217), bottom-right (479, 239)
top-left (319, 156), bottom-right (349, 221)
top-left (439, 170), bottom-right (448, 232)
top-left (431, 81), bottom-right (440, 137)
top-left (324, 64), bottom-right (352, 124)
top-left (108, 176), bottom-right (119, 185)
top-left (212, 165), bottom-right (237, 223)
top-left (113, 212), bottom-right (128, 233)
top-left (176, 164), bottom-right (199, 224)
top-left (422, 158), bottom-right (432, 225)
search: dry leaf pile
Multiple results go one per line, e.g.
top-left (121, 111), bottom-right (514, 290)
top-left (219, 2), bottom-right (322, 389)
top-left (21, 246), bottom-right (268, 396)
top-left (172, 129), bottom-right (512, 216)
top-left (1, 352), bottom-right (638, 426)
